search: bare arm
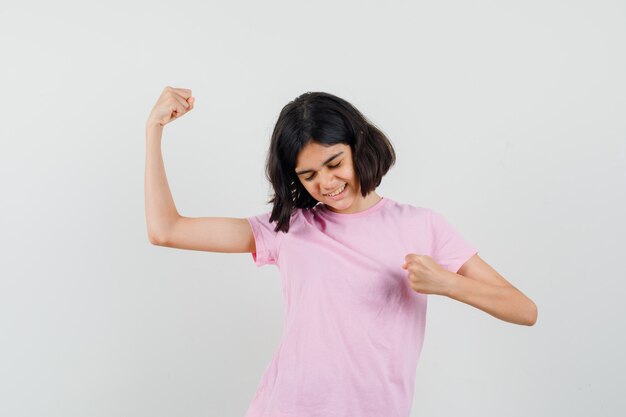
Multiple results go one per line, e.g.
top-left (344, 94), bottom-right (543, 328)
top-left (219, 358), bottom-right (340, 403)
top-left (143, 87), bottom-right (256, 253)
top-left (144, 124), bottom-right (180, 243)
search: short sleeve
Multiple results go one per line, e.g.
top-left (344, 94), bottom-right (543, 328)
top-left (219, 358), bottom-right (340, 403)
top-left (247, 211), bottom-right (282, 267)
top-left (429, 209), bottom-right (478, 273)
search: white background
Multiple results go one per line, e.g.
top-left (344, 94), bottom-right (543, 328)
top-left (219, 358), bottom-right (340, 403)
top-left (1, 1), bottom-right (624, 416)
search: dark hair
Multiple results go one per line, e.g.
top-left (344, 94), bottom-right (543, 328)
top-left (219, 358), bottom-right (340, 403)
top-left (264, 91), bottom-right (396, 233)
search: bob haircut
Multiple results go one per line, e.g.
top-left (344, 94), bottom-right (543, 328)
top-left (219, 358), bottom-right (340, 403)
top-left (264, 91), bottom-right (396, 233)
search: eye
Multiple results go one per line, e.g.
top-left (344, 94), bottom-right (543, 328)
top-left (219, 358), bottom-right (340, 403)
top-left (304, 162), bottom-right (341, 182)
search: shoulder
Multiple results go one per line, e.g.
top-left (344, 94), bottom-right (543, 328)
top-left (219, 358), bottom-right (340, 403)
top-left (384, 198), bottom-right (432, 220)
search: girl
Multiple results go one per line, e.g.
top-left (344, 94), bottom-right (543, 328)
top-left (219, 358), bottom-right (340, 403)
top-left (145, 87), bottom-right (537, 417)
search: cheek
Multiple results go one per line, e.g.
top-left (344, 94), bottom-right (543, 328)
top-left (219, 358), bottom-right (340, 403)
top-left (341, 166), bottom-right (354, 181)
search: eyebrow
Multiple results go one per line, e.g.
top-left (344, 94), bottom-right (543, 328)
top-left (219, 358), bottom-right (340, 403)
top-left (295, 151), bottom-right (344, 175)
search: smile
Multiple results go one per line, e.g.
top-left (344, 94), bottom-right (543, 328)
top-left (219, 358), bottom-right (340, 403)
top-left (324, 183), bottom-right (347, 197)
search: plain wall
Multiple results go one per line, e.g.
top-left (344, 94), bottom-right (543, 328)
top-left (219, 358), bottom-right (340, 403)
top-left (0, 0), bottom-right (624, 416)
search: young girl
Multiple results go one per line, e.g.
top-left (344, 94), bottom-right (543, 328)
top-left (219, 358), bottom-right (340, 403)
top-left (145, 87), bottom-right (537, 417)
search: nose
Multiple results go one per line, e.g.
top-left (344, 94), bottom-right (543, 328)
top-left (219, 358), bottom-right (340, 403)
top-left (319, 171), bottom-right (339, 191)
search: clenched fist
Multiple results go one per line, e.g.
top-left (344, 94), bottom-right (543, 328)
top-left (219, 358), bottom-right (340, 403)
top-left (402, 254), bottom-right (453, 296)
top-left (146, 86), bottom-right (195, 128)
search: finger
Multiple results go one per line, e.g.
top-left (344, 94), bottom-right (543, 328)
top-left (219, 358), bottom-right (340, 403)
top-left (167, 102), bottom-right (186, 121)
top-left (171, 94), bottom-right (190, 112)
top-left (171, 87), bottom-right (192, 99)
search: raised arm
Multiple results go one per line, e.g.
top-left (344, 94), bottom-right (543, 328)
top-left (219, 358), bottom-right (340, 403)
top-left (144, 87), bottom-right (255, 253)
top-left (144, 123), bottom-right (179, 244)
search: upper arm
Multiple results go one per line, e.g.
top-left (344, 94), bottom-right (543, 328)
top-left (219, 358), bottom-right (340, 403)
top-left (457, 253), bottom-right (514, 288)
top-left (154, 216), bottom-right (256, 253)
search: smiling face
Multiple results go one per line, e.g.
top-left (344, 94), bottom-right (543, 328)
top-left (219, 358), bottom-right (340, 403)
top-left (294, 141), bottom-right (381, 214)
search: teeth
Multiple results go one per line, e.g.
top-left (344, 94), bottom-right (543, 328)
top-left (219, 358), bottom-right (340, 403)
top-left (326, 183), bottom-right (346, 197)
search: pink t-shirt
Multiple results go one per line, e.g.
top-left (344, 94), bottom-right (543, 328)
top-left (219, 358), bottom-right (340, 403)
top-left (244, 197), bottom-right (478, 417)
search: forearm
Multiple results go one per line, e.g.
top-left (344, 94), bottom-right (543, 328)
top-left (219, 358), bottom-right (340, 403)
top-left (144, 124), bottom-right (180, 241)
top-left (443, 271), bottom-right (537, 326)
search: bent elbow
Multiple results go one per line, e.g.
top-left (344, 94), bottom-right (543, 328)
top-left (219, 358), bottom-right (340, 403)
top-left (148, 232), bottom-right (168, 246)
top-left (526, 301), bottom-right (538, 326)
